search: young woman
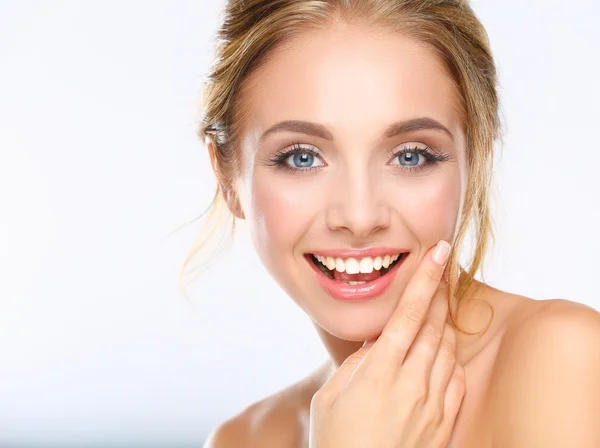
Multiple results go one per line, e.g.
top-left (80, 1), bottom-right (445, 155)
top-left (186, 0), bottom-right (600, 446)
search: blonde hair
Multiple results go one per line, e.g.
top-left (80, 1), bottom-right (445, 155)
top-left (181, 0), bottom-right (502, 335)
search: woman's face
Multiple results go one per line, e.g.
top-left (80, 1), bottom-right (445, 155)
top-left (233, 23), bottom-right (467, 342)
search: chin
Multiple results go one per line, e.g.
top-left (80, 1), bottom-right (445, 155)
top-left (311, 305), bottom-right (393, 342)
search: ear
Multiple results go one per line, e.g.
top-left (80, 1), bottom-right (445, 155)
top-left (205, 135), bottom-right (246, 220)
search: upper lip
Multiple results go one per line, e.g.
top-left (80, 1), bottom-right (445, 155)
top-left (307, 248), bottom-right (410, 259)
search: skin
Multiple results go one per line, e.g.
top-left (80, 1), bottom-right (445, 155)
top-left (236, 23), bottom-right (465, 343)
top-left (204, 22), bottom-right (600, 448)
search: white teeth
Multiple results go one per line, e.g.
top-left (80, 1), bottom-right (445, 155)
top-left (345, 258), bottom-right (360, 274)
top-left (313, 253), bottom-right (403, 273)
top-left (348, 281), bottom-right (367, 285)
top-left (359, 257), bottom-right (373, 274)
top-left (373, 256), bottom-right (383, 270)
top-left (326, 256), bottom-right (336, 270)
top-left (382, 255), bottom-right (391, 269)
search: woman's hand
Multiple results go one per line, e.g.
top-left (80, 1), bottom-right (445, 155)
top-left (309, 240), bottom-right (465, 448)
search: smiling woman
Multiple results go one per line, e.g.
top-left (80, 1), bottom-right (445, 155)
top-left (184, 1), bottom-right (600, 447)
top-left (209, 22), bottom-right (469, 341)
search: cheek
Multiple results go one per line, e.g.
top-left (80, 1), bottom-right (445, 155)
top-left (394, 170), bottom-right (463, 242)
top-left (245, 173), bottom-right (318, 263)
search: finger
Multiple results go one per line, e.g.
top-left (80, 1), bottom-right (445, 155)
top-left (372, 240), bottom-right (451, 367)
top-left (441, 363), bottom-right (466, 433)
top-left (314, 342), bottom-right (374, 407)
top-left (427, 320), bottom-right (457, 403)
top-left (401, 279), bottom-right (450, 379)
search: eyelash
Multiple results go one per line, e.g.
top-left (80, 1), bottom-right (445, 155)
top-left (266, 141), bottom-right (451, 174)
top-left (390, 145), bottom-right (451, 173)
top-left (266, 142), bottom-right (322, 173)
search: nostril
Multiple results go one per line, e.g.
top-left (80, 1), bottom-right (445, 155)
top-left (324, 204), bottom-right (391, 238)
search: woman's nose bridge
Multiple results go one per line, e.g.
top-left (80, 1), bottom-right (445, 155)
top-left (327, 164), bottom-right (390, 234)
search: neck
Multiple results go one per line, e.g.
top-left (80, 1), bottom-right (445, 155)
top-left (313, 324), bottom-right (364, 370)
top-left (313, 275), bottom-right (493, 371)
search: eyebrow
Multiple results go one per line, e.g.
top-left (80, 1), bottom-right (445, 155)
top-left (259, 117), bottom-right (454, 142)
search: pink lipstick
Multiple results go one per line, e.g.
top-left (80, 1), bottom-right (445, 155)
top-left (305, 251), bottom-right (408, 302)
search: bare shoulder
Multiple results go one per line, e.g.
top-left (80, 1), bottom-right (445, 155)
top-left (202, 395), bottom-right (302, 448)
top-left (487, 295), bottom-right (600, 446)
top-left (499, 295), bottom-right (600, 353)
top-left (203, 361), bottom-right (332, 448)
top-left (492, 294), bottom-right (600, 375)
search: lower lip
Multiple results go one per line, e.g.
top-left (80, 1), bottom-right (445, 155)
top-left (306, 254), bottom-right (407, 302)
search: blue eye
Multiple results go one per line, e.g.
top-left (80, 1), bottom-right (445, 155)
top-left (266, 142), bottom-right (449, 174)
top-left (288, 152), bottom-right (320, 168)
top-left (389, 145), bottom-right (449, 172)
top-left (396, 151), bottom-right (423, 167)
top-left (268, 142), bottom-right (325, 172)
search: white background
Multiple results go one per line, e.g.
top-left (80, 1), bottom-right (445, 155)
top-left (1, 0), bottom-right (599, 446)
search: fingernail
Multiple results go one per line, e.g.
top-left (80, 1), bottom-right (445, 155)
top-left (432, 240), bottom-right (451, 266)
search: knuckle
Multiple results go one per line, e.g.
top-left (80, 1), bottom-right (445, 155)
top-left (440, 347), bottom-right (457, 369)
top-left (401, 313), bottom-right (423, 334)
top-left (310, 389), bottom-right (327, 408)
top-left (449, 368), bottom-right (466, 392)
top-left (363, 370), bottom-right (387, 393)
top-left (453, 364), bottom-right (466, 383)
top-left (424, 265), bottom-right (442, 283)
top-left (451, 375), bottom-right (466, 397)
top-left (444, 338), bottom-right (457, 357)
top-left (428, 407), bottom-right (444, 429)
top-left (401, 385), bottom-right (426, 411)
top-left (380, 329), bottom-right (409, 353)
top-left (411, 384), bottom-right (428, 407)
top-left (422, 322), bottom-right (444, 340)
top-left (312, 387), bottom-right (334, 409)
top-left (398, 375), bottom-right (429, 406)
top-left (443, 322), bottom-right (457, 342)
top-left (343, 350), bottom-right (365, 368)
top-left (437, 339), bottom-right (457, 365)
top-left (401, 300), bottom-right (425, 328)
top-left (422, 405), bottom-right (444, 432)
top-left (414, 339), bottom-right (437, 358)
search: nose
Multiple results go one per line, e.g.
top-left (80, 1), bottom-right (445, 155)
top-left (326, 168), bottom-right (391, 239)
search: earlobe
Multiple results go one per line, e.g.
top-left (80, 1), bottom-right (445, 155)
top-left (224, 190), bottom-right (245, 220)
top-left (205, 135), bottom-right (219, 175)
top-left (205, 135), bottom-right (246, 220)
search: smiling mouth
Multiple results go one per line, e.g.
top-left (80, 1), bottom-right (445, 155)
top-left (307, 252), bottom-right (408, 284)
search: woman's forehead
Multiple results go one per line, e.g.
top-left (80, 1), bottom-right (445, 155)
top-left (239, 25), bottom-right (464, 144)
